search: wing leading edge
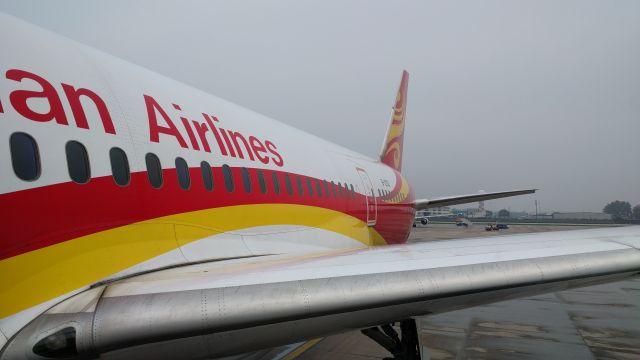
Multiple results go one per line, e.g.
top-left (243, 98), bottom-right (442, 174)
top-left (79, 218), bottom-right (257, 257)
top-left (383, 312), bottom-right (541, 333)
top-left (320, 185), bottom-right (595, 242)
top-left (414, 188), bottom-right (537, 210)
top-left (3, 227), bottom-right (639, 360)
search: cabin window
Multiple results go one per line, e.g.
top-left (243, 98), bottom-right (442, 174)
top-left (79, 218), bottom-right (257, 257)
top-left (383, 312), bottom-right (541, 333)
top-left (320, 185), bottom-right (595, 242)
top-left (10, 132), bottom-right (40, 181)
top-left (272, 171), bottom-right (281, 194)
top-left (284, 174), bottom-right (293, 195)
top-left (331, 181), bottom-right (337, 198)
top-left (66, 140), bottom-right (90, 184)
top-left (175, 157), bottom-right (190, 190)
top-left (296, 176), bottom-right (303, 196)
top-left (109, 147), bottom-right (130, 186)
top-left (324, 180), bottom-right (330, 197)
top-left (315, 179), bottom-right (322, 197)
top-left (350, 184), bottom-right (355, 197)
top-left (378, 189), bottom-right (382, 197)
top-left (338, 182), bottom-right (344, 198)
top-left (145, 153), bottom-right (163, 188)
top-left (200, 161), bottom-right (213, 191)
top-left (241, 167), bottom-right (252, 193)
top-left (223, 164), bottom-right (234, 192)
top-left (344, 183), bottom-right (350, 199)
top-left (306, 178), bottom-right (313, 196)
top-left (258, 170), bottom-right (267, 194)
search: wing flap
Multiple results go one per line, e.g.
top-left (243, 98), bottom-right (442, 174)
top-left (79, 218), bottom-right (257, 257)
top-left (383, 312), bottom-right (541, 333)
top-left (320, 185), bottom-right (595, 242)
top-left (414, 189), bottom-right (537, 210)
top-left (4, 227), bottom-right (639, 360)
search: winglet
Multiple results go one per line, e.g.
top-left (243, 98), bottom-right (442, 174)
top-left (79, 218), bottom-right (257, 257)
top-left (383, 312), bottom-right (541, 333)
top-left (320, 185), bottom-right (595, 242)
top-left (380, 71), bottom-right (409, 172)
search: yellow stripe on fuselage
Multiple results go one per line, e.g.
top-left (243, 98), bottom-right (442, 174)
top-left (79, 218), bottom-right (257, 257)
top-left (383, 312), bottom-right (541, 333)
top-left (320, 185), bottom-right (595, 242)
top-left (0, 204), bottom-right (386, 319)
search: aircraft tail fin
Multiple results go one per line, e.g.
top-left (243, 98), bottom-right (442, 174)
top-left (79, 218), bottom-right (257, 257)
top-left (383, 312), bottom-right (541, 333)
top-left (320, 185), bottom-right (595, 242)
top-left (380, 70), bottom-right (409, 172)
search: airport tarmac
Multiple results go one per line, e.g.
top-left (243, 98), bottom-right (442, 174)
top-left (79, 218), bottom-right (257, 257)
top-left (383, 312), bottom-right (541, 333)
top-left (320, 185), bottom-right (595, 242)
top-left (292, 223), bottom-right (640, 360)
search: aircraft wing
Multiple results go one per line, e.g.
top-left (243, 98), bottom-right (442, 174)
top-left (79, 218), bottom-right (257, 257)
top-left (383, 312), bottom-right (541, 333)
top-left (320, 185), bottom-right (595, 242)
top-left (5, 227), bottom-right (640, 360)
top-left (414, 189), bottom-right (537, 210)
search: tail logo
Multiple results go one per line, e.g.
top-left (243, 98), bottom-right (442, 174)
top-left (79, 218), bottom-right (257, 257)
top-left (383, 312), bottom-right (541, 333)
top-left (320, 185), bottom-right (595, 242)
top-left (381, 71), bottom-right (409, 172)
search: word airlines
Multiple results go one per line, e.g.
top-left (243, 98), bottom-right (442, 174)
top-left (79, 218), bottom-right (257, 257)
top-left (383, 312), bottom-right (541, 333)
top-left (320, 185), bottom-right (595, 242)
top-left (1, 68), bottom-right (283, 166)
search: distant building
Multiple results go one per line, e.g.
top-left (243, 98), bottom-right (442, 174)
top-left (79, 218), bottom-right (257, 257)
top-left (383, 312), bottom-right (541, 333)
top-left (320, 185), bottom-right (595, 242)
top-left (552, 212), bottom-right (612, 221)
top-left (509, 211), bottom-right (529, 219)
top-left (425, 207), bottom-right (452, 217)
top-left (532, 213), bottom-right (554, 220)
top-left (466, 208), bottom-right (488, 218)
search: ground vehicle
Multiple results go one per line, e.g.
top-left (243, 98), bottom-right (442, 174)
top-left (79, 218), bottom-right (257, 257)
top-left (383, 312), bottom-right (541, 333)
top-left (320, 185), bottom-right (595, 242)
top-left (455, 217), bottom-right (472, 227)
top-left (486, 223), bottom-right (499, 231)
top-left (486, 223), bottom-right (509, 231)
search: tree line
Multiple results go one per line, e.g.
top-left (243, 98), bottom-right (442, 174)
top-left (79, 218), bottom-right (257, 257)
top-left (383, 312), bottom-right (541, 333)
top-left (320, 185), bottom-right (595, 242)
top-left (603, 200), bottom-right (640, 221)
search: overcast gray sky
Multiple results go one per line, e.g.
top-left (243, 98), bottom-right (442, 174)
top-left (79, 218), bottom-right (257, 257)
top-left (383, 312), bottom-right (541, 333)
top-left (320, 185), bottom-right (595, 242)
top-left (2, 0), bottom-right (639, 212)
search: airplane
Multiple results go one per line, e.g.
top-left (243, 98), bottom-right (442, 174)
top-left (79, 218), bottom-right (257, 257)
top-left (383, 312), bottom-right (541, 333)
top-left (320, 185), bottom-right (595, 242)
top-left (1, 12), bottom-right (639, 360)
top-left (412, 211), bottom-right (447, 227)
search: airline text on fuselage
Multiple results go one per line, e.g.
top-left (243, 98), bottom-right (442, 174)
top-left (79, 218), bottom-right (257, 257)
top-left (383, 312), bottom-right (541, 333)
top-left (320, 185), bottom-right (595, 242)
top-left (1, 68), bottom-right (284, 166)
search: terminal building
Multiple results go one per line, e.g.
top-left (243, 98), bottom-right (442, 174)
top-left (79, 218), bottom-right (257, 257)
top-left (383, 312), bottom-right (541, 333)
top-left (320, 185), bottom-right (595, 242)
top-left (424, 207), bottom-right (453, 217)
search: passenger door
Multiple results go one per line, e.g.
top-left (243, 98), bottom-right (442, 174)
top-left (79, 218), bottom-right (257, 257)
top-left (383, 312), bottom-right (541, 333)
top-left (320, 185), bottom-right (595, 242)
top-left (356, 168), bottom-right (377, 226)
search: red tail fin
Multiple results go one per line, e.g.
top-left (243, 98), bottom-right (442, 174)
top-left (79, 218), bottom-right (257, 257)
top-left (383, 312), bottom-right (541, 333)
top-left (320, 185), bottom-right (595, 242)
top-left (380, 70), bottom-right (409, 172)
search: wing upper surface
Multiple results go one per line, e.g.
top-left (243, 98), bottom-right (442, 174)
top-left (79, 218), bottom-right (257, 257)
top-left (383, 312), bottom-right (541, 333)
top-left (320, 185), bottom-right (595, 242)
top-left (4, 227), bottom-right (640, 360)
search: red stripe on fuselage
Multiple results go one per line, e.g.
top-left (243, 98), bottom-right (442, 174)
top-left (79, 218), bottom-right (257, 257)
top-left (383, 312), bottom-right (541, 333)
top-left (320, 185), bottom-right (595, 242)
top-left (0, 167), bottom-right (414, 260)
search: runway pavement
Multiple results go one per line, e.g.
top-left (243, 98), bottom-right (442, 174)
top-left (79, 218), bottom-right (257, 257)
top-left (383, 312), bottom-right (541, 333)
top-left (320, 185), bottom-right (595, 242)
top-left (293, 224), bottom-right (640, 360)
